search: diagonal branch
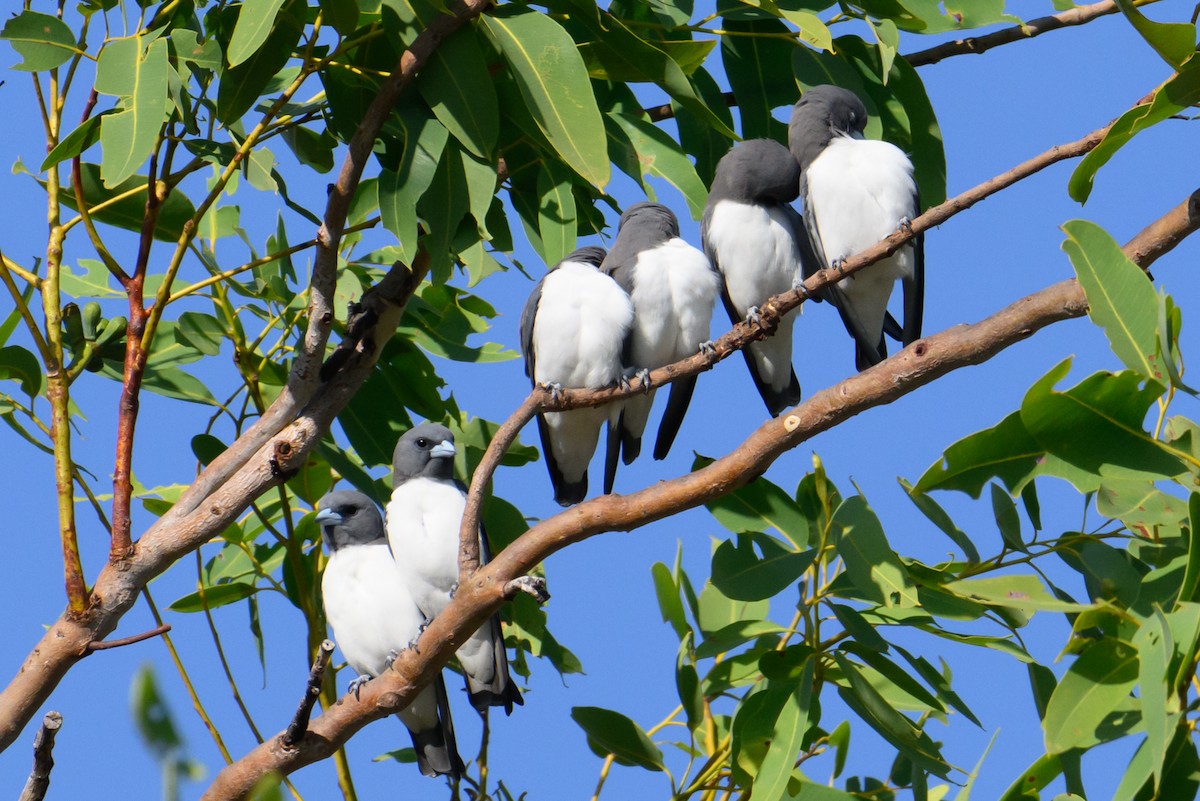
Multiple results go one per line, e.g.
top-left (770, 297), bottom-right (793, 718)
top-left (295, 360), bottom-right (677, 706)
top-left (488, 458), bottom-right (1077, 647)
top-left (203, 187), bottom-right (1200, 801)
top-left (457, 91), bottom-right (1148, 575)
top-left (17, 712), bottom-right (62, 801)
top-left (0, 0), bottom-right (490, 754)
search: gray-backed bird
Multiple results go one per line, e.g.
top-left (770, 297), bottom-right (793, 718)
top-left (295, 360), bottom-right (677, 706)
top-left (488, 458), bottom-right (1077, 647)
top-left (386, 424), bottom-right (523, 714)
top-left (317, 490), bottom-right (465, 778)
top-left (601, 202), bottom-right (718, 487)
top-left (520, 246), bottom-right (634, 506)
top-left (703, 139), bottom-right (812, 416)
top-left (788, 84), bottom-right (924, 370)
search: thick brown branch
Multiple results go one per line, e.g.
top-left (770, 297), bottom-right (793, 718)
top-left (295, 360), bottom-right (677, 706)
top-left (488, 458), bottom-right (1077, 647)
top-left (18, 712), bottom-right (62, 801)
top-left (281, 640), bottom-right (335, 748)
top-left (201, 183), bottom-right (1200, 800)
top-left (85, 623), bottom-right (170, 652)
top-left (457, 94), bottom-right (1144, 559)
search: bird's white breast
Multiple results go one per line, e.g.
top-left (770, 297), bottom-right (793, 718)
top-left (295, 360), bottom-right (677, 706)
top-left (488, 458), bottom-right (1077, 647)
top-left (322, 543), bottom-right (424, 678)
top-left (386, 477), bottom-right (468, 617)
top-left (533, 262), bottom-right (633, 389)
top-left (628, 238), bottom-right (718, 369)
top-left (706, 201), bottom-right (802, 315)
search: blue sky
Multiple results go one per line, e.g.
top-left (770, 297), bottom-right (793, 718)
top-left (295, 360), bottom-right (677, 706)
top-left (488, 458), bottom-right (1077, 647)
top-left (1, 2), bottom-right (1198, 799)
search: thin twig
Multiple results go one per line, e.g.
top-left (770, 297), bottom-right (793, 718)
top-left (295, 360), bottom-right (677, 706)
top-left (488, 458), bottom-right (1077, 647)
top-left (17, 711), bottom-right (62, 801)
top-left (282, 641), bottom-right (335, 748)
top-left (86, 623), bottom-right (171, 652)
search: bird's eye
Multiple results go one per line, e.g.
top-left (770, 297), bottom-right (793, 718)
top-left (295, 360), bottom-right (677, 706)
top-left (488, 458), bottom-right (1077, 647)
top-left (345, 507), bottom-right (356, 516)
top-left (416, 437), bottom-right (429, 448)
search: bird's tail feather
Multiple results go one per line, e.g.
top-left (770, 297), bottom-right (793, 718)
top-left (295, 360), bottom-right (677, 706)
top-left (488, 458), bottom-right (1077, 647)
top-left (466, 615), bottom-right (524, 716)
top-left (408, 674), bottom-right (465, 779)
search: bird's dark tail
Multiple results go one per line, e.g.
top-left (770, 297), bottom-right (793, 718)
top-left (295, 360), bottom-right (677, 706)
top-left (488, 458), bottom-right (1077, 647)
top-left (408, 674), bottom-right (465, 779)
top-left (603, 418), bottom-right (621, 495)
top-left (654, 376), bottom-right (697, 459)
top-left (466, 615), bottom-right (525, 715)
top-left (538, 413), bottom-right (587, 506)
top-left (855, 335), bottom-right (887, 372)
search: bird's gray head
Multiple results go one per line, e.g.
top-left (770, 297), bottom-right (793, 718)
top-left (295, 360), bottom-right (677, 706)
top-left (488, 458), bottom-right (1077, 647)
top-left (392, 422), bottom-right (457, 485)
top-left (315, 490), bottom-right (385, 552)
top-left (618, 202), bottom-right (680, 240)
top-left (557, 245), bottom-right (608, 270)
top-left (708, 139), bottom-right (801, 205)
top-left (788, 85), bottom-right (869, 174)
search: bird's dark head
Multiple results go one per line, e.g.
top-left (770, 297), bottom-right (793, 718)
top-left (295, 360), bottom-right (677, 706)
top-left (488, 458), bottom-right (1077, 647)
top-left (618, 201), bottom-right (681, 240)
top-left (392, 422), bottom-right (458, 485)
top-left (709, 139), bottom-right (801, 204)
top-left (558, 245), bottom-right (608, 270)
top-left (788, 85), bottom-right (869, 173)
top-left (315, 490), bottom-right (385, 552)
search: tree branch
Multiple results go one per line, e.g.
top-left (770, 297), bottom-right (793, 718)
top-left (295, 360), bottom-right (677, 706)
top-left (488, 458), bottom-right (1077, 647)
top-left (18, 712), bottom-right (62, 801)
top-left (201, 178), bottom-right (1200, 799)
top-left (85, 623), bottom-right (170, 652)
top-left (281, 640), bottom-right (335, 748)
top-left (0, 0), bottom-right (489, 751)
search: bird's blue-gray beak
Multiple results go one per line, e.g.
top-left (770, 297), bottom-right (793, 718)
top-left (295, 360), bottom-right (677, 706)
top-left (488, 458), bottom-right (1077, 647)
top-left (315, 507), bottom-right (343, 526)
top-left (430, 440), bottom-right (456, 459)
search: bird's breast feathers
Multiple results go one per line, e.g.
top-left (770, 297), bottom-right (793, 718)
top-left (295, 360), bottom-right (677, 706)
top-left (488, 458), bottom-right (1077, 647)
top-left (706, 200), bottom-right (803, 313)
top-left (533, 262), bottom-right (633, 388)
top-left (386, 478), bottom-right (467, 597)
top-left (628, 239), bottom-right (718, 366)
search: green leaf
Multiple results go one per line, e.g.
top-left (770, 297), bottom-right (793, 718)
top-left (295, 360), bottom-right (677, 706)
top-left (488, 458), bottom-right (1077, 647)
top-left (483, 8), bottom-right (609, 187)
top-left (694, 619), bottom-right (786, 659)
top-left (1070, 62), bottom-right (1200, 202)
top-left (898, 479), bottom-right (981, 562)
top-left (1043, 638), bottom-right (1139, 754)
top-left (698, 456), bottom-right (812, 547)
top-left (989, 482), bottom-right (1025, 552)
top-left (1134, 609), bottom-right (1175, 786)
top-left (169, 580), bottom-right (261, 613)
top-left (0, 11), bottom-right (76, 72)
top-left (318, 0), bottom-right (359, 36)
top-left (1181, 494), bottom-right (1200, 604)
top-left (711, 533), bottom-right (816, 601)
top-left (720, 16), bottom-right (795, 139)
top-left (227, 0), bottom-right (287, 67)
top-left (130, 664), bottom-right (183, 756)
top-left (216, 0), bottom-right (306, 124)
top-left (379, 112), bottom-right (450, 266)
top-left (536, 161), bottom-right (577, 265)
top-left (605, 112), bottom-right (710, 221)
top-left (944, 574), bottom-right (1087, 614)
top-left (40, 113), bottom-right (106, 172)
top-left (416, 141), bottom-right (470, 283)
top-left (697, 579), bottom-right (769, 638)
top-left (418, 25), bottom-right (498, 159)
top-left (1020, 361), bottom-right (1185, 480)
top-left (673, 66), bottom-right (736, 186)
top-left (1062, 220), bottom-right (1161, 381)
top-left (832, 495), bottom-right (918, 607)
top-left (997, 753), bottom-right (1065, 801)
top-left (1115, 0), bottom-right (1197, 68)
top-left (55, 163), bottom-right (197, 242)
top-left (753, 660), bottom-right (815, 800)
top-left (97, 36), bottom-right (170, 187)
top-left (571, 706), bottom-right (665, 771)
top-left (651, 560), bottom-right (692, 641)
top-left (0, 345), bottom-right (44, 398)
top-left (915, 410), bottom-right (1041, 497)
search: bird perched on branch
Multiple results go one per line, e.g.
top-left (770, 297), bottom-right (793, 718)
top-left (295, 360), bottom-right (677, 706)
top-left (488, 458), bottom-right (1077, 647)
top-left (601, 202), bottom-right (718, 487)
top-left (386, 424), bottom-right (523, 714)
top-left (316, 489), bottom-right (464, 778)
top-left (703, 138), bottom-right (812, 416)
top-left (788, 84), bottom-right (924, 370)
top-left (520, 246), bottom-right (634, 506)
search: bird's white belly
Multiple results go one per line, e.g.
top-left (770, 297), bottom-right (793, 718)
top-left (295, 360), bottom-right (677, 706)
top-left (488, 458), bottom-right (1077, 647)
top-left (533, 262), bottom-right (633, 389)
top-left (387, 478), bottom-right (467, 618)
top-left (706, 201), bottom-right (802, 315)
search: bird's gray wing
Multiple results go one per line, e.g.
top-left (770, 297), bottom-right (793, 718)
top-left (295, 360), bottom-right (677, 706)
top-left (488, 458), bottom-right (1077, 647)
top-left (788, 203), bottom-right (826, 304)
top-left (518, 276), bottom-right (545, 384)
top-left (464, 515), bottom-right (523, 714)
top-left (705, 204), bottom-right (801, 417)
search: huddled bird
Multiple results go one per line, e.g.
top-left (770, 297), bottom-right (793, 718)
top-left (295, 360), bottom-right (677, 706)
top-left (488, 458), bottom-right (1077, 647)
top-left (520, 245), bottom-right (634, 506)
top-left (316, 490), bottom-right (465, 778)
top-left (788, 84), bottom-right (924, 370)
top-left (387, 423), bottom-right (523, 714)
top-left (703, 138), bottom-right (813, 416)
top-left (601, 202), bottom-right (718, 489)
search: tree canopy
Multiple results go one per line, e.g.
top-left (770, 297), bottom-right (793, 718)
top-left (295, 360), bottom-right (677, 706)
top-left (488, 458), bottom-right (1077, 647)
top-left (1, 1), bottom-right (1199, 800)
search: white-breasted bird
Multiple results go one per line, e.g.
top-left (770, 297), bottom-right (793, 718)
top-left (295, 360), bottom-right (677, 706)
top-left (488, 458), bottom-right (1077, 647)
top-left (601, 202), bottom-right (718, 485)
top-left (316, 490), bottom-right (464, 778)
top-left (386, 424), bottom-right (523, 714)
top-left (788, 84), bottom-right (924, 370)
top-left (519, 246), bottom-right (635, 506)
top-left (703, 138), bottom-right (812, 416)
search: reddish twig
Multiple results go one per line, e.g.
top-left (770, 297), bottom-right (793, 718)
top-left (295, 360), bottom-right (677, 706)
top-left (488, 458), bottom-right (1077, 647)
top-left (85, 623), bottom-right (171, 652)
top-left (17, 712), bottom-right (62, 801)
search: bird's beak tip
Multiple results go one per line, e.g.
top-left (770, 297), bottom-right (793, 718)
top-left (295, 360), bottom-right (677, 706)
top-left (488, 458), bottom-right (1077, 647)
top-left (431, 440), bottom-right (457, 459)
top-left (314, 508), bottom-right (342, 525)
